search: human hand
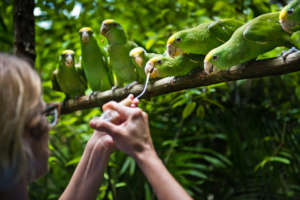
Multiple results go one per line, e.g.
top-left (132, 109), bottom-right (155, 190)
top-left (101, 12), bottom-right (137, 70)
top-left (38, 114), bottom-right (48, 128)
top-left (89, 95), bottom-right (154, 159)
top-left (87, 130), bottom-right (115, 153)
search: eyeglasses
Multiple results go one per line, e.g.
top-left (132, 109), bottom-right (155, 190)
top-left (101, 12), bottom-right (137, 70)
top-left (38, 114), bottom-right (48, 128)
top-left (41, 103), bottom-right (61, 127)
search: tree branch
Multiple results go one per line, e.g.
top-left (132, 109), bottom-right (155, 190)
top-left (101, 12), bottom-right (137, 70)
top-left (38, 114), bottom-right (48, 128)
top-left (61, 51), bottom-right (300, 114)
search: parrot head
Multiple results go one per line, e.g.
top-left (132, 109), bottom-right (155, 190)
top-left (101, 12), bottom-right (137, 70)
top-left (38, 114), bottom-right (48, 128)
top-left (100, 19), bottom-right (126, 43)
top-left (61, 50), bottom-right (75, 67)
top-left (204, 51), bottom-right (219, 74)
top-left (79, 27), bottom-right (93, 44)
top-left (129, 47), bottom-right (146, 67)
top-left (167, 33), bottom-right (184, 58)
top-left (280, 0), bottom-right (300, 33)
top-left (145, 56), bottom-right (165, 78)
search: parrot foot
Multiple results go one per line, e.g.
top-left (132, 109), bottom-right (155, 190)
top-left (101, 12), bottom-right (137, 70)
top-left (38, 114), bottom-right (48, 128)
top-left (124, 81), bottom-right (138, 92)
top-left (281, 47), bottom-right (299, 62)
top-left (111, 85), bottom-right (119, 92)
top-left (89, 91), bottom-right (98, 100)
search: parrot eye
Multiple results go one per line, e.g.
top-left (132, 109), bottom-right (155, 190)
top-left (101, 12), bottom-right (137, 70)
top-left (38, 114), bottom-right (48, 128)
top-left (156, 59), bottom-right (162, 65)
top-left (176, 38), bottom-right (182, 42)
top-left (212, 55), bottom-right (218, 60)
top-left (287, 8), bottom-right (294, 15)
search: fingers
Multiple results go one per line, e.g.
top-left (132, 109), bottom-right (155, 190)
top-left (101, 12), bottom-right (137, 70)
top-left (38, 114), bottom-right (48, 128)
top-left (103, 94), bottom-right (139, 115)
top-left (103, 101), bottom-right (132, 116)
top-left (90, 118), bottom-right (122, 136)
top-left (131, 98), bottom-right (139, 107)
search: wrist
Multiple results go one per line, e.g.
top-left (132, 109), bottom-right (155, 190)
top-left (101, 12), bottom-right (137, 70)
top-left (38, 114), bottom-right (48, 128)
top-left (134, 147), bottom-right (159, 166)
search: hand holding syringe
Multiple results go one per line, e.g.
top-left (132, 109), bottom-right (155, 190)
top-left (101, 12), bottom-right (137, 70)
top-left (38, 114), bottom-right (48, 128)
top-left (99, 73), bottom-right (150, 122)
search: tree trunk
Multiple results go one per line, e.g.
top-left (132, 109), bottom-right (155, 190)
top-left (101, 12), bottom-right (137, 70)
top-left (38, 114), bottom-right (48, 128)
top-left (13, 0), bottom-right (35, 67)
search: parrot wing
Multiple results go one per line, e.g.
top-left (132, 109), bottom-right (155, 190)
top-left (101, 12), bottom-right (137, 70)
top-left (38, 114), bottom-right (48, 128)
top-left (52, 69), bottom-right (61, 91)
top-left (208, 19), bottom-right (243, 43)
top-left (128, 41), bottom-right (138, 49)
top-left (75, 66), bottom-right (88, 89)
top-left (243, 12), bottom-right (286, 44)
top-left (290, 31), bottom-right (300, 49)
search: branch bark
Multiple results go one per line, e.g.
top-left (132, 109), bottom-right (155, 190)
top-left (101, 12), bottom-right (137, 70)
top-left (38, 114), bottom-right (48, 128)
top-left (13, 0), bottom-right (35, 67)
top-left (61, 51), bottom-right (300, 114)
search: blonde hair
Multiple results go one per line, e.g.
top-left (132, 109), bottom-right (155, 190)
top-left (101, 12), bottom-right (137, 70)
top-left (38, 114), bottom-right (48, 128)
top-left (0, 53), bottom-right (42, 189)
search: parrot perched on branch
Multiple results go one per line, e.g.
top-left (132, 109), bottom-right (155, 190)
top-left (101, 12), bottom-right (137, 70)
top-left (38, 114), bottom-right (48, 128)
top-left (144, 54), bottom-right (204, 79)
top-left (100, 19), bottom-right (142, 86)
top-left (204, 12), bottom-right (297, 74)
top-left (280, 0), bottom-right (300, 33)
top-left (79, 27), bottom-right (112, 92)
top-left (129, 47), bottom-right (160, 79)
top-left (52, 50), bottom-right (87, 99)
top-left (167, 19), bottom-right (243, 57)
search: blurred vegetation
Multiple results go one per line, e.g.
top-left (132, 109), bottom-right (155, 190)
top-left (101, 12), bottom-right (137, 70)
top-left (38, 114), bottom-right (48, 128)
top-left (1, 0), bottom-right (300, 199)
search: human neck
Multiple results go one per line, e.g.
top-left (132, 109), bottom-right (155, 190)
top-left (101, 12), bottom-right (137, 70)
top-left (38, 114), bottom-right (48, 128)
top-left (0, 181), bottom-right (28, 200)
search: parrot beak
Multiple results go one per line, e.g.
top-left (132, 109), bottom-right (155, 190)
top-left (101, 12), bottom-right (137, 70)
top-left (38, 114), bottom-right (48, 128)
top-left (65, 54), bottom-right (73, 67)
top-left (279, 10), bottom-right (293, 33)
top-left (145, 60), bottom-right (158, 78)
top-left (81, 31), bottom-right (90, 43)
top-left (204, 60), bottom-right (214, 75)
top-left (100, 23), bottom-right (109, 36)
top-left (167, 44), bottom-right (183, 58)
top-left (134, 55), bottom-right (143, 67)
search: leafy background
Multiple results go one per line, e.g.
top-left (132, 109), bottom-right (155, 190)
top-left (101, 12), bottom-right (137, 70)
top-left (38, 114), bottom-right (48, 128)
top-left (1, 0), bottom-right (300, 199)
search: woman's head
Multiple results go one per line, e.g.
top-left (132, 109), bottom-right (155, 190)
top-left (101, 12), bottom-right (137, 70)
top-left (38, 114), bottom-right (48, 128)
top-left (0, 53), bottom-right (50, 190)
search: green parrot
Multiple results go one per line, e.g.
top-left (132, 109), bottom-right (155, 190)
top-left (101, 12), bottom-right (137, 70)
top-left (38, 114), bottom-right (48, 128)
top-left (167, 19), bottom-right (243, 57)
top-left (290, 31), bottom-right (300, 49)
top-left (79, 27), bottom-right (112, 92)
top-left (100, 19), bottom-right (142, 86)
top-left (129, 47), bottom-right (160, 79)
top-left (52, 50), bottom-right (87, 99)
top-left (144, 54), bottom-right (204, 78)
top-left (204, 12), bottom-right (296, 74)
top-left (280, 0), bottom-right (300, 33)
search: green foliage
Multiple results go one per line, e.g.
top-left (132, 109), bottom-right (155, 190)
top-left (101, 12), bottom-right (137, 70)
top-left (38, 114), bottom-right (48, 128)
top-left (2, 0), bottom-right (300, 199)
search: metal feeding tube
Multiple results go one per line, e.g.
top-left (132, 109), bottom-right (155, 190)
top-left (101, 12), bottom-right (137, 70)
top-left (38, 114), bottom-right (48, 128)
top-left (99, 73), bottom-right (151, 122)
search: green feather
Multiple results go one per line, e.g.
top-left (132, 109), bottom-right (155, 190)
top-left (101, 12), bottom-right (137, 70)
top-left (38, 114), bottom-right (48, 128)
top-left (146, 54), bottom-right (204, 78)
top-left (101, 20), bottom-right (141, 86)
top-left (167, 19), bottom-right (243, 56)
top-left (80, 27), bottom-right (112, 91)
top-left (52, 51), bottom-right (87, 98)
top-left (205, 12), bottom-right (295, 71)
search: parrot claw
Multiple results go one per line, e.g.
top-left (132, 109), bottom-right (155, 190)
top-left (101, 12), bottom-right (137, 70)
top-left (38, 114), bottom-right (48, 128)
top-left (281, 47), bottom-right (299, 62)
top-left (89, 91), bottom-right (98, 100)
top-left (111, 86), bottom-right (119, 94)
top-left (124, 81), bottom-right (138, 92)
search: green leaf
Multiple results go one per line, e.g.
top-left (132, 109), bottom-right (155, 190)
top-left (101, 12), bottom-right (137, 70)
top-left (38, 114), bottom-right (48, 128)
top-left (182, 102), bottom-right (196, 119)
top-left (65, 156), bottom-right (81, 166)
top-left (196, 105), bottom-right (205, 119)
top-left (255, 156), bottom-right (291, 171)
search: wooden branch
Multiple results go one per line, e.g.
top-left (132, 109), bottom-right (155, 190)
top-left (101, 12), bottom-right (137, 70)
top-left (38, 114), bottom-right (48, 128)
top-left (13, 0), bottom-right (35, 67)
top-left (61, 51), bottom-right (300, 114)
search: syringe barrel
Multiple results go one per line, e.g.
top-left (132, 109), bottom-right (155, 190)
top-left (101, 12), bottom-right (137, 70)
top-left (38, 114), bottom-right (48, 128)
top-left (99, 98), bottom-right (133, 122)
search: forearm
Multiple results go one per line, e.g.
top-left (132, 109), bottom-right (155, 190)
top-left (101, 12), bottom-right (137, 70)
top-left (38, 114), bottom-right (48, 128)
top-left (136, 150), bottom-right (193, 200)
top-left (59, 134), bottom-right (111, 200)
